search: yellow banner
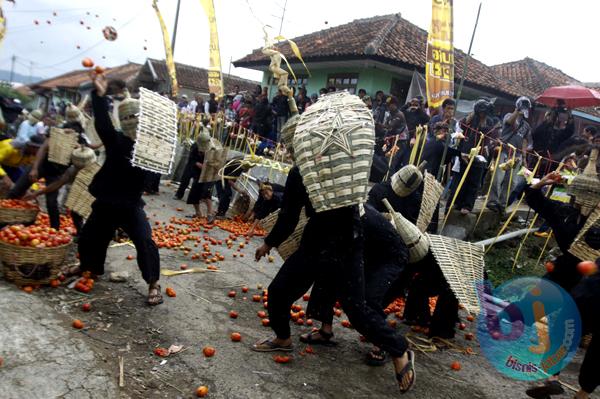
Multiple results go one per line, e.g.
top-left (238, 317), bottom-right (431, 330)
top-left (152, 0), bottom-right (179, 97)
top-left (426, 0), bottom-right (454, 108)
top-left (200, 0), bottom-right (224, 98)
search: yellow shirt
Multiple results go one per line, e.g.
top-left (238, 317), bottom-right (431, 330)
top-left (0, 139), bottom-right (35, 177)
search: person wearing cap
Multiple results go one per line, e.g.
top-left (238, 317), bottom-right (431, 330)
top-left (0, 135), bottom-right (44, 190)
top-left (76, 72), bottom-right (163, 306)
top-left (14, 109), bottom-right (44, 148)
top-left (186, 128), bottom-right (215, 221)
top-left (177, 94), bottom-right (189, 112)
top-left (487, 96), bottom-right (532, 214)
top-left (400, 97), bottom-right (430, 135)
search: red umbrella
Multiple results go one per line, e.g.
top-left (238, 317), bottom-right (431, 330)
top-left (536, 85), bottom-right (600, 108)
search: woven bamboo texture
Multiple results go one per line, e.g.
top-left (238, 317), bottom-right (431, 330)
top-left (48, 127), bottom-right (79, 166)
top-left (260, 208), bottom-right (307, 260)
top-left (416, 172), bottom-right (443, 232)
top-left (568, 149), bottom-right (600, 216)
top-left (427, 234), bottom-right (485, 315)
top-left (569, 204), bottom-right (600, 261)
top-left (383, 198), bottom-right (429, 263)
top-left (65, 162), bottom-right (101, 219)
top-left (84, 116), bottom-right (102, 146)
top-left (200, 141), bottom-right (229, 183)
top-left (132, 87), bottom-right (178, 174)
top-left (0, 206), bottom-right (39, 224)
top-left (293, 91), bottom-right (375, 213)
top-left (0, 240), bottom-right (72, 286)
top-left (391, 164), bottom-right (422, 197)
top-left (231, 194), bottom-right (251, 216)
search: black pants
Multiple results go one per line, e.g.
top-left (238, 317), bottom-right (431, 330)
top-left (267, 229), bottom-right (408, 358)
top-left (8, 165), bottom-right (61, 229)
top-left (447, 160), bottom-right (486, 212)
top-left (71, 211), bottom-right (84, 236)
top-left (175, 166), bottom-right (194, 199)
top-left (580, 334), bottom-right (599, 393)
top-left (78, 201), bottom-right (160, 284)
top-left (143, 171), bottom-right (161, 193)
top-left (215, 181), bottom-right (232, 216)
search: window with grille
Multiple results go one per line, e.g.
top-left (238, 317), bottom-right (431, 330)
top-left (326, 73), bottom-right (359, 94)
top-left (288, 75), bottom-right (309, 87)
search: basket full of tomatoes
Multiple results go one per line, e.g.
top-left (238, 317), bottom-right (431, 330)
top-left (0, 224), bottom-right (72, 286)
top-left (0, 199), bottom-right (40, 225)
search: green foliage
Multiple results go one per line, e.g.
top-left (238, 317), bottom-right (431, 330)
top-left (0, 82), bottom-right (32, 105)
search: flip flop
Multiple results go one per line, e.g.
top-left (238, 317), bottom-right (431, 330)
top-left (251, 338), bottom-right (293, 352)
top-left (365, 348), bottom-right (389, 367)
top-left (525, 381), bottom-right (564, 398)
top-left (147, 284), bottom-right (164, 306)
top-left (299, 329), bottom-right (337, 346)
top-left (396, 350), bottom-right (416, 394)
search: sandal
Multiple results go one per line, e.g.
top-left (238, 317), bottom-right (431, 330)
top-left (147, 284), bottom-right (164, 306)
top-left (251, 338), bottom-right (293, 352)
top-left (396, 350), bottom-right (416, 394)
top-left (299, 329), bottom-right (337, 346)
top-left (365, 348), bottom-right (389, 367)
top-left (525, 380), bottom-right (564, 398)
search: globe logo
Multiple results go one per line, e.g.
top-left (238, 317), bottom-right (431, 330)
top-left (477, 277), bottom-right (582, 381)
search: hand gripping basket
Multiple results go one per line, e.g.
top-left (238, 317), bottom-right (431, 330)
top-left (293, 91), bottom-right (375, 213)
top-left (0, 202), bottom-right (39, 225)
top-left (1, 240), bottom-right (72, 286)
top-left (260, 208), bottom-right (308, 260)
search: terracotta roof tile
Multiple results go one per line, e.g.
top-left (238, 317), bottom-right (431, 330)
top-left (31, 63), bottom-right (141, 90)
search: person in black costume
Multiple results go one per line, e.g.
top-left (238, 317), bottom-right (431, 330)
top-left (186, 130), bottom-right (214, 220)
top-left (214, 157), bottom-right (250, 218)
top-left (77, 73), bottom-right (162, 306)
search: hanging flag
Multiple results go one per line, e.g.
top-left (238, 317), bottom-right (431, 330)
top-left (152, 0), bottom-right (179, 97)
top-left (199, 0), bottom-right (224, 98)
top-left (0, 0), bottom-right (6, 47)
top-left (425, 0), bottom-right (454, 108)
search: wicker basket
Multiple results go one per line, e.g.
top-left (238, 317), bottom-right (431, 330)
top-left (0, 240), bottom-right (72, 286)
top-left (569, 204), bottom-right (600, 261)
top-left (48, 127), bottom-right (79, 166)
top-left (427, 234), bottom-right (485, 315)
top-left (293, 91), bottom-right (375, 213)
top-left (65, 162), bottom-right (101, 219)
top-left (382, 198), bottom-right (429, 263)
top-left (200, 140), bottom-right (229, 183)
top-left (416, 172), bottom-right (443, 232)
top-left (568, 148), bottom-right (600, 216)
top-left (0, 206), bottom-right (39, 225)
top-left (260, 208), bottom-right (308, 260)
top-left (231, 194), bottom-right (251, 217)
top-left (391, 164), bottom-right (423, 197)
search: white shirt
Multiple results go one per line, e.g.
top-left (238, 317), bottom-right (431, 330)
top-left (204, 101), bottom-right (210, 114)
top-left (188, 100), bottom-right (198, 113)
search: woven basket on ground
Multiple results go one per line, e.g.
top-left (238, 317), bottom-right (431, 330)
top-left (416, 172), bottom-right (443, 232)
top-left (231, 194), bottom-right (251, 217)
top-left (568, 148), bottom-right (600, 216)
top-left (293, 91), bottom-right (375, 213)
top-left (0, 205), bottom-right (39, 225)
top-left (0, 241), bottom-right (72, 286)
top-left (427, 233), bottom-right (485, 315)
top-left (382, 198), bottom-right (429, 263)
top-left (200, 140), bottom-right (229, 183)
top-left (48, 127), bottom-right (79, 166)
top-left (569, 204), bottom-right (600, 261)
top-left (65, 162), bottom-right (101, 219)
top-left (132, 87), bottom-right (178, 175)
top-left (260, 208), bottom-right (308, 260)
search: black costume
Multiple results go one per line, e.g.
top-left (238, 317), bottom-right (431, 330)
top-left (78, 91), bottom-right (160, 284)
top-left (175, 143), bottom-right (197, 200)
top-left (186, 148), bottom-right (213, 204)
top-left (367, 181), bottom-right (422, 224)
top-left (215, 157), bottom-right (245, 217)
top-left (143, 171), bottom-right (161, 194)
top-left (420, 138), bottom-right (461, 179)
top-left (264, 166), bottom-right (409, 358)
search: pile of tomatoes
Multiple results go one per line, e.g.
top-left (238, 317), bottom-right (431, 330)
top-left (35, 213), bottom-right (77, 235)
top-left (215, 216), bottom-right (266, 236)
top-left (0, 199), bottom-right (39, 210)
top-left (0, 224), bottom-right (72, 248)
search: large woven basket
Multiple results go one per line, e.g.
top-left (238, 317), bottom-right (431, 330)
top-left (427, 234), bottom-right (485, 315)
top-left (569, 204), bottom-right (600, 261)
top-left (200, 140), bottom-right (229, 183)
top-left (48, 127), bottom-right (79, 166)
top-left (260, 208), bottom-right (308, 260)
top-left (0, 206), bottom-right (39, 225)
top-left (568, 148), bottom-right (600, 216)
top-left (65, 162), bottom-right (101, 219)
top-left (0, 240), bottom-right (72, 286)
top-left (293, 91), bottom-right (375, 213)
top-left (416, 172), bottom-right (443, 232)
top-left (231, 194), bottom-right (251, 217)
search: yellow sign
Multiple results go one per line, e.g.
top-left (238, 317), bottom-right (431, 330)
top-left (152, 0), bottom-right (179, 97)
top-left (200, 0), bottom-right (224, 98)
top-left (426, 0), bottom-right (454, 108)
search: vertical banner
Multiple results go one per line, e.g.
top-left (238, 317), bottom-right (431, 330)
top-left (200, 0), bottom-right (224, 98)
top-left (152, 0), bottom-right (179, 98)
top-left (426, 0), bottom-right (454, 108)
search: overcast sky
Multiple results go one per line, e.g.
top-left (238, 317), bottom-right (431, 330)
top-left (2, 0), bottom-right (598, 85)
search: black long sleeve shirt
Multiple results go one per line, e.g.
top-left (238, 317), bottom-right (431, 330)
top-left (421, 139), bottom-right (461, 178)
top-left (362, 203), bottom-right (408, 269)
top-left (367, 181), bottom-right (422, 224)
top-left (88, 91), bottom-right (146, 206)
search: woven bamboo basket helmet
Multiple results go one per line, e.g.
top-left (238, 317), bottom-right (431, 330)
top-left (391, 163), bottom-right (424, 197)
top-left (196, 127), bottom-right (212, 152)
top-left (71, 146), bottom-right (97, 169)
top-left (281, 115), bottom-right (300, 151)
top-left (65, 103), bottom-right (83, 123)
top-left (118, 90), bottom-right (140, 141)
top-left (382, 198), bottom-right (429, 263)
top-left (293, 91), bottom-right (375, 213)
top-left (568, 148), bottom-right (600, 216)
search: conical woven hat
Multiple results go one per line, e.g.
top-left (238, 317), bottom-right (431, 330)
top-left (416, 172), bottom-right (444, 232)
top-left (568, 148), bottom-right (600, 215)
top-left (196, 127), bottom-right (212, 152)
top-left (391, 164), bottom-right (423, 197)
top-left (65, 103), bottom-right (83, 123)
top-left (71, 146), bottom-right (97, 169)
top-left (427, 234), bottom-right (485, 315)
top-left (383, 198), bottom-right (429, 263)
top-left (293, 91), bottom-right (375, 213)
